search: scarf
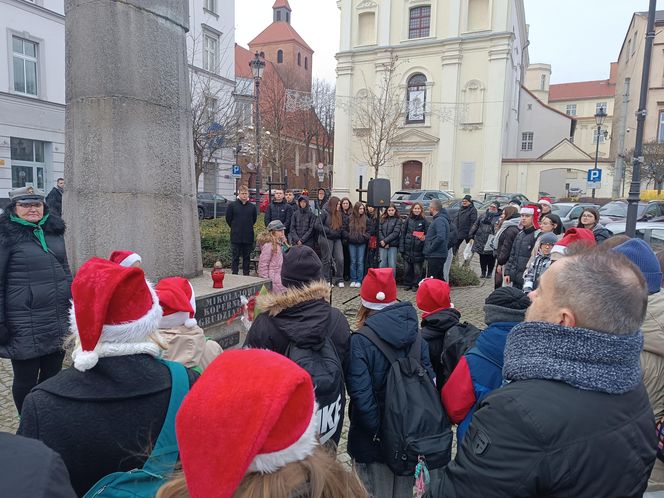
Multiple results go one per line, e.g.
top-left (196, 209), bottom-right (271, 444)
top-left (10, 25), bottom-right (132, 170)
top-left (503, 321), bottom-right (643, 394)
top-left (492, 217), bottom-right (520, 250)
top-left (10, 213), bottom-right (50, 252)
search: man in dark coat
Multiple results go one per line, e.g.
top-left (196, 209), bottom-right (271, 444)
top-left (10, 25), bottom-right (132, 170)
top-left (288, 195), bottom-right (315, 247)
top-left (225, 186), bottom-right (258, 275)
top-left (424, 199), bottom-right (450, 281)
top-left (264, 188), bottom-right (292, 235)
top-left (428, 249), bottom-right (656, 497)
top-left (504, 206), bottom-right (538, 289)
top-left (46, 177), bottom-right (64, 218)
top-left (452, 195), bottom-right (478, 255)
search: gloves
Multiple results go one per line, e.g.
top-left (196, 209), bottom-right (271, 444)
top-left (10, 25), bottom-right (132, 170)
top-left (0, 323), bottom-right (10, 345)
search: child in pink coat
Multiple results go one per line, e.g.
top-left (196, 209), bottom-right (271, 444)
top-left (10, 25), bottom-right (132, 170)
top-left (257, 220), bottom-right (289, 293)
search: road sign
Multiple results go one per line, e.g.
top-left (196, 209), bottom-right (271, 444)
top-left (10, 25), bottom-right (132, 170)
top-left (587, 168), bottom-right (602, 183)
top-left (231, 164), bottom-right (241, 178)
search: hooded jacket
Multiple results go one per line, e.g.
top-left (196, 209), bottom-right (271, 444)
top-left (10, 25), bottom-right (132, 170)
top-left (400, 214), bottom-right (429, 263)
top-left (257, 232), bottom-right (286, 294)
top-left (0, 209), bottom-right (72, 360)
top-left (424, 210), bottom-right (451, 258)
top-left (347, 302), bottom-right (435, 463)
top-left (159, 324), bottom-right (222, 371)
top-left (288, 196), bottom-right (315, 247)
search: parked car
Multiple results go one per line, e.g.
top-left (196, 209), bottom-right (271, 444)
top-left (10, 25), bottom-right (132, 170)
top-left (598, 200), bottom-right (664, 225)
top-left (567, 187), bottom-right (585, 197)
top-left (482, 192), bottom-right (530, 205)
top-left (603, 221), bottom-right (664, 252)
top-left (197, 192), bottom-right (228, 220)
top-left (390, 189), bottom-right (453, 216)
top-left (551, 202), bottom-right (600, 230)
top-left (538, 191), bottom-right (557, 202)
top-left (441, 198), bottom-right (483, 221)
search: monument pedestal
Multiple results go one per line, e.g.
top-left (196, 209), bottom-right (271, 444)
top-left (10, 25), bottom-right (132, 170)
top-left (190, 273), bottom-right (271, 349)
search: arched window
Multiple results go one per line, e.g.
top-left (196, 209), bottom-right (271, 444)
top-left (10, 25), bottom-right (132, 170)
top-left (297, 52), bottom-right (301, 66)
top-left (277, 50), bottom-right (283, 63)
top-left (304, 57), bottom-right (308, 70)
top-left (406, 73), bottom-right (427, 123)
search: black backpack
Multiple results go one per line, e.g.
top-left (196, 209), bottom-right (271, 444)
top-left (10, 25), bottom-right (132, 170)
top-left (440, 322), bottom-right (482, 385)
top-left (286, 316), bottom-right (345, 446)
top-left (357, 326), bottom-right (452, 476)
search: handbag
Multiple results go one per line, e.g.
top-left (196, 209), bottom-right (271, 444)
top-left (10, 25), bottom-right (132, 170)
top-left (484, 234), bottom-right (496, 252)
top-left (368, 235), bottom-right (378, 250)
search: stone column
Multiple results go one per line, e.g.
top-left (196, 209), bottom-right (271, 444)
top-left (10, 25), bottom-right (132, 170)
top-left (64, 0), bottom-right (202, 280)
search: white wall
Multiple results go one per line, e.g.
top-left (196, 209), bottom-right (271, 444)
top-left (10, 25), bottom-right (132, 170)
top-left (516, 88), bottom-right (571, 159)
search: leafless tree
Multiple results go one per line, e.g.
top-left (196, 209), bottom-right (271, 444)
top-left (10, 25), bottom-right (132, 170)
top-left (624, 139), bottom-right (664, 193)
top-left (312, 78), bottom-right (335, 166)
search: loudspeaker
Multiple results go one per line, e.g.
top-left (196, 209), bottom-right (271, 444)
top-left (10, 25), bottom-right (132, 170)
top-left (367, 178), bottom-right (391, 207)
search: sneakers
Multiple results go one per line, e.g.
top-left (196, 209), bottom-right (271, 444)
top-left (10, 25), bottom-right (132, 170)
top-left (350, 281), bottom-right (361, 288)
top-left (338, 282), bottom-right (345, 288)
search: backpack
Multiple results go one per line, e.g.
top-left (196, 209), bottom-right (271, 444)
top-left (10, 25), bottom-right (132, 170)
top-left (440, 322), bottom-right (482, 385)
top-left (83, 360), bottom-right (189, 498)
top-left (286, 313), bottom-right (345, 446)
top-left (357, 326), bottom-right (452, 476)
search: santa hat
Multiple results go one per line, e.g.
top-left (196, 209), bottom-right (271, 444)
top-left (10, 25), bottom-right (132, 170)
top-left (416, 278), bottom-right (453, 318)
top-left (520, 204), bottom-right (540, 229)
top-left (69, 257), bottom-right (162, 372)
top-left (155, 277), bottom-right (197, 329)
top-left (109, 250), bottom-right (142, 267)
top-left (538, 197), bottom-right (553, 207)
top-left (551, 228), bottom-right (597, 256)
top-left (360, 268), bottom-right (398, 310)
top-left (176, 349), bottom-right (318, 498)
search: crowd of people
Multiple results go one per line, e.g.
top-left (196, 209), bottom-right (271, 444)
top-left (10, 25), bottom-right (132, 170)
top-left (2, 183), bottom-right (664, 498)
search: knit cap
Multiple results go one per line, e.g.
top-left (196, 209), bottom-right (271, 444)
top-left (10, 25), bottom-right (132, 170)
top-left (484, 287), bottom-right (530, 325)
top-left (281, 245), bottom-right (323, 288)
top-left (539, 232), bottom-right (558, 246)
top-left (613, 238), bottom-right (662, 294)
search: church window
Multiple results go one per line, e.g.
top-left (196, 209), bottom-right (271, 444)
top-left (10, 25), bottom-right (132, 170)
top-left (409, 6), bottom-right (431, 39)
top-left (406, 73), bottom-right (427, 123)
top-left (277, 50), bottom-right (283, 63)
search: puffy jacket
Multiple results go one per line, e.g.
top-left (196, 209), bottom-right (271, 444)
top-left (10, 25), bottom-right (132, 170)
top-left (400, 215), bottom-right (429, 263)
top-left (264, 199), bottom-right (293, 229)
top-left (288, 196), bottom-right (315, 247)
top-left (504, 226), bottom-right (537, 288)
top-left (593, 223), bottom-right (612, 243)
top-left (17, 355), bottom-right (198, 496)
top-left (159, 325), bottom-right (222, 371)
top-left (453, 205), bottom-right (478, 241)
top-left (347, 215), bottom-right (370, 245)
top-left (379, 215), bottom-right (402, 247)
top-left (316, 207), bottom-right (345, 240)
top-left (257, 234), bottom-right (286, 294)
top-left (347, 302), bottom-right (435, 463)
top-left (225, 199), bottom-right (257, 245)
top-left (469, 211), bottom-right (499, 256)
top-left (420, 307), bottom-right (462, 390)
top-left (0, 212), bottom-right (72, 360)
top-left (424, 210), bottom-right (451, 258)
top-left (494, 216), bottom-right (520, 265)
top-left (430, 379), bottom-right (655, 497)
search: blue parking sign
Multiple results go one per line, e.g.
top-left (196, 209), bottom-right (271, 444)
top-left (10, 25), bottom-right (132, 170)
top-left (232, 164), bottom-right (241, 178)
top-left (587, 168), bottom-right (602, 183)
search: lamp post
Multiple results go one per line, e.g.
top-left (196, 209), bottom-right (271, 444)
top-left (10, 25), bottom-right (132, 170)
top-left (249, 51), bottom-right (265, 208)
top-left (592, 107), bottom-right (607, 199)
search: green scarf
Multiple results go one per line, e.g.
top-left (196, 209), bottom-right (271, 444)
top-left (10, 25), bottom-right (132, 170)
top-left (10, 213), bottom-right (50, 252)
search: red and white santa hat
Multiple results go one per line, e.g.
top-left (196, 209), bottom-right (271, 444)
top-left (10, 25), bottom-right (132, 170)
top-left (551, 227), bottom-right (597, 256)
top-left (360, 268), bottom-right (398, 310)
top-left (155, 277), bottom-right (197, 329)
top-left (176, 349), bottom-right (318, 498)
top-left (537, 197), bottom-right (553, 207)
top-left (109, 250), bottom-right (142, 268)
top-left (416, 277), bottom-right (453, 318)
top-left (69, 257), bottom-right (162, 372)
top-left (520, 204), bottom-right (540, 229)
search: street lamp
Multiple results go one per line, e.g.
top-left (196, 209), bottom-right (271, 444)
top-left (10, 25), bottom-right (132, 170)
top-left (592, 106), bottom-right (608, 199)
top-left (250, 51), bottom-right (265, 208)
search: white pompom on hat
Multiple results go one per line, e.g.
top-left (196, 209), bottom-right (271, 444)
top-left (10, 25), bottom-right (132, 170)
top-left (155, 277), bottom-right (198, 329)
top-left (360, 268), bottom-right (398, 310)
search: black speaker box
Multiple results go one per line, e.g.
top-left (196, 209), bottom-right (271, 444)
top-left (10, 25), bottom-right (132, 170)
top-left (367, 178), bottom-right (391, 207)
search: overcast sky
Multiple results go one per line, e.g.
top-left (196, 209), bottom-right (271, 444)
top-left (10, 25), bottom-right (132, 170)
top-left (235, 0), bottom-right (655, 85)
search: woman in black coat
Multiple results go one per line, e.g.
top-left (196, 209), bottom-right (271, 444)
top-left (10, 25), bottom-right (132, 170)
top-left (469, 201), bottom-right (501, 279)
top-left (399, 202), bottom-right (428, 290)
top-left (0, 187), bottom-right (72, 414)
top-left (378, 204), bottom-right (402, 277)
top-left (493, 206), bottom-right (521, 289)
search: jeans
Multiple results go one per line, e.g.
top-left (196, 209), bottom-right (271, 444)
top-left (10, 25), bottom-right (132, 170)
top-left (403, 259), bottom-right (423, 287)
top-left (349, 243), bottom-right (366, 283)
top-left (231, 243), bottom-right (253, 275)
top-left (11, 349), bottom-right (65, 414)
top-left (320, 236), bottom-right (344, 284)
top-left (427, 257), bottom-right (447, 281)
top-left (379, 246), bottom-right (398, 276)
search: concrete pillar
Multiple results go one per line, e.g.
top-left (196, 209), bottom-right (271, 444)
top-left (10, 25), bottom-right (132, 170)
top-left (64, 0), bottom-right (202, 280)
top-left (439, 46), bottom-right (462, 192)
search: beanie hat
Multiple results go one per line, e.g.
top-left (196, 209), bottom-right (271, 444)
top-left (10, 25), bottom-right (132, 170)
top-left (176, 349), bottom-right (318, 498)
top-left (613, 238), bottom-right (663, 294)
top-left (538, 197), bottom-right (553, 207)
top-left (109, 250), bottom-right (141, 267)
top-left (281, 245), bottom-right (323, 288)
top-left (509, 197), bottom-right (522, 207)
top-left (155, 277), bottom-right (198, 329)
top-left (490, 200), bottom-right (500, 209)
top-left (360, 268), bottom-right (398, 310)
top-left (484, 287), bottom-right (531, 325)
top-left (520, 204), bottom-right (540, 229)
top-left (70, 257), bottom-right (162, 371)
top-left (416, 278), bottom-right (452, 318)
top-left (551, 228), bottom-right (596, 256)
top-left (538, 232), bottom-right (558, 246)
top-left (463, 194), bottom-right (472, 202)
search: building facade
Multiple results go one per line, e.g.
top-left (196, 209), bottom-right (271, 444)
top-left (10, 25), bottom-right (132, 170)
top-left (0, 0), bottom-right (65, 205)
top-left (334, 0), bottom-right (528, 200)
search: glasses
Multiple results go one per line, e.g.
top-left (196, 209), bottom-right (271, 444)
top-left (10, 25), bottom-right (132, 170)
top-left (580, 213), bottom-right (595, 219)
top-left (17, 202), bottom-right (43, 209)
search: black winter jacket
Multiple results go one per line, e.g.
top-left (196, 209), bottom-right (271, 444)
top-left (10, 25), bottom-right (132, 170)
top-left (17, 355), bottom-right (198, 497)
top-left (424, 210), bottom-right (451, 258)
top-left (430, 380), bottom-right (655, 497)
top-left (316, 208), bottom-right (345, 240)
top-left (400, 215), bottom-right (429, 263)
top-left (264, 199), bottom-right (293, 230)
top-left (504, 226), bottom-right (537, 288)
top-left (347, 216), bottom-right (370, 245)
top-left (0, 432), bottom-right (76, 498)
top-left (288, 197), bottom-right (315, 247)
top-left (225, 199), bottom-right (257, 245)
top-left (469, 211), bottom-right (499, 256)
top-left (453, 205), bottom-right (478, 241)
top-left (421, 307), bottom-right (462, 390)
top-left (46, 187), bottom-right (63, 217)
top-left (0, 212), bottom-right (72, 360)
top-left (592, 223), bottom-right (612, 243)
top-left (495, 216), bottom-right (521, 266)
top-left (347, 302), bottom-right (435, 463)
top-left (379, 215), bottom-right (402, 248)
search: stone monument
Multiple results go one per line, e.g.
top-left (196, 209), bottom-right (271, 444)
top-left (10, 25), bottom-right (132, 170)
top-left (64, 0), bottom-right (202, 279)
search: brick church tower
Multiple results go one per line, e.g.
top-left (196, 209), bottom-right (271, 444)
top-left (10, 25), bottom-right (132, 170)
top-left (248, 0), bottom-right (313, 92)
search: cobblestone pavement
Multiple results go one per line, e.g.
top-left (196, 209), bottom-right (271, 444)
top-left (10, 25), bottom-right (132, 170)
top-left (0, 258), bottom-right (494, 467)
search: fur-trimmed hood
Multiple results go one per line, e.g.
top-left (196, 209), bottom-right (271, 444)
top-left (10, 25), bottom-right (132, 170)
top-left (0, 210), bottom-right (66, 247)
top-left (257, 281), bottom-right (330, 316)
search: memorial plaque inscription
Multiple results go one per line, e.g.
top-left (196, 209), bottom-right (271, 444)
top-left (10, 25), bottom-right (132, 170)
top-left (195, 283), bottom-right (266, 329)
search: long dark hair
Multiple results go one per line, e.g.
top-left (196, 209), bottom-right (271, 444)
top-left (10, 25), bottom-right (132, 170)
top-left (576, 207), bottom-right (600, 229)
top-left (327, 196), bottom-right (343, 231)
top-left (349, 202), bottom-right (367, 236)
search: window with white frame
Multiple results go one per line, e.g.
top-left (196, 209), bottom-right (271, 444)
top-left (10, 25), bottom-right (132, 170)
top-left (409, 6), bottom-right (431, 39)
top-left (406, 73), bottom-right (427, 123)
top-left (593, 128), bottom-right (606, 144)
top-left (204, 0), bottom-right (216, 14)
top-left (10, 138), bottom-right (45, 189)
top-left (203, 32), bottom-right (219, 72)
top-left (596, 102), bottom-right (607, 114)
top-left (565, 104), bottom-right (577, 116)
top-left (521, 132), bottom-right (534, 151)
top-left (12, 36), bottom-right (38, 96)
top-left (658, 111), bottom-right (664, 142)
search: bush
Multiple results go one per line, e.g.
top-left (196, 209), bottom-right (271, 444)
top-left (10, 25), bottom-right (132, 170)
top-left (449, 262), bottom-right (480, 287)
top-left (199, 217), bottom-right (265, 268)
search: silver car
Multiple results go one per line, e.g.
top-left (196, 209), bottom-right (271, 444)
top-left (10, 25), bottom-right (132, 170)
top-left (603, 221), bottom-right (664, 252)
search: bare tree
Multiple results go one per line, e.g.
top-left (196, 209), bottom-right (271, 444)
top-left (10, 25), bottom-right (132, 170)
top-left (624, 139), bottom-right (664, 193)
top-left (312, 78), bottom-right (335, 166)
